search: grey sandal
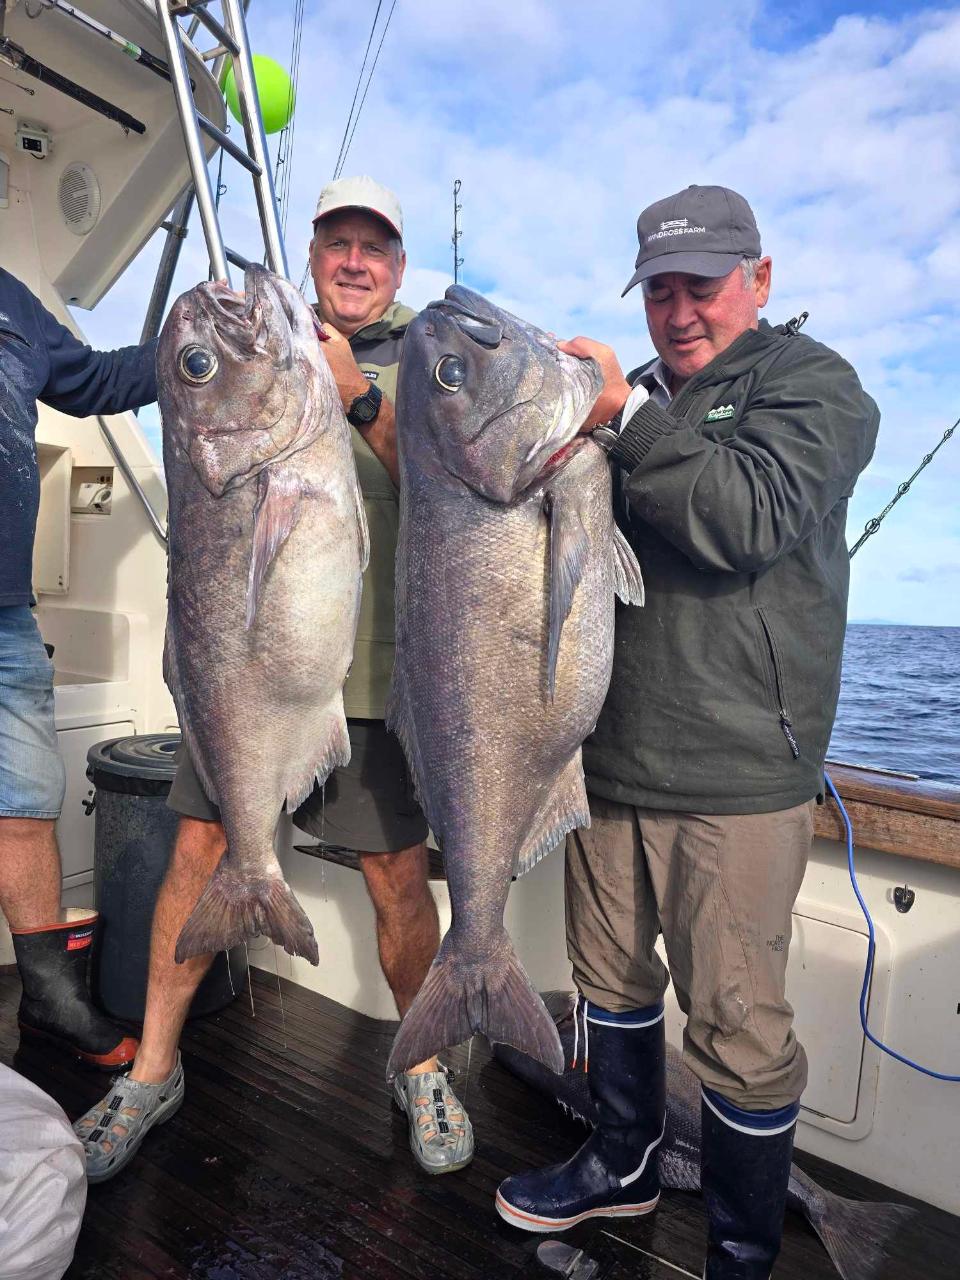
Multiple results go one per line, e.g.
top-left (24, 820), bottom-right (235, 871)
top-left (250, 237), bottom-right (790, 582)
top-left (393, 1066), bottom-right (475, 1174)
top-left (73, 1053), bottom-right (184, 1183)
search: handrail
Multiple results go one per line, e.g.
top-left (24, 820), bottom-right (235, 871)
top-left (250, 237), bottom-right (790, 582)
top-left (97, 416), bottom-right (168, 546)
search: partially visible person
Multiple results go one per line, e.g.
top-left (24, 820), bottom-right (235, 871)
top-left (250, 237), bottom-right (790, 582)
top-left (1, 267), bottom-right (152, 1069)
top-left (496, 186), bottom-right (879, 1279)
top-left (0, 1063), bottom-right (86, 1280)
top-left (74, 178), bottom-right (473, 1183)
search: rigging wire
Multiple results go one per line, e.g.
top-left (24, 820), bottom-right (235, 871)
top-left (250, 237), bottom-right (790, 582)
top-left (336, 0), bottom-right (399, 179)
top-left (848, 416), bottom-right (958, 558)
top-left (274, 0), bottom-right (306, 243)
top-left (332, 0), bottom-right (383, 180)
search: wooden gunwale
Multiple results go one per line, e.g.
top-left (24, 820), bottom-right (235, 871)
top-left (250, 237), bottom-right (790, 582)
top-left (815, 763), bottom-right (960, 870)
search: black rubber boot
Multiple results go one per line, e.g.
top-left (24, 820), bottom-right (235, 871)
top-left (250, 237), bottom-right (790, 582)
top-left (12, 909), bottom-right (139, 1069)
top-left (700, 1087), bottom-right (799, 1278)
top-left (495, 999), bottom-right (666, 1232)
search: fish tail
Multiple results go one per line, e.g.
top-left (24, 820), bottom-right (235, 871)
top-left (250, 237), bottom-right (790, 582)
top-left (175, 864), bottom-right (319, 966)
top-left (792, 1170), bottom-right (915, 1280)
top-left (386, 931), bottom-right (564, 1081)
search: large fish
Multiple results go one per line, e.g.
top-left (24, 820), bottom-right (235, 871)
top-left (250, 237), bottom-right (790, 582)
top-left (495, 993), bottom-right (915, 1280)
top-left (386, 286), bottom-right (644, 1079)
top-left (158, 265), bottom-right (368, 965)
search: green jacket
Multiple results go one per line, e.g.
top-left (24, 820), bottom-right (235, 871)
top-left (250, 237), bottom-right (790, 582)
top-left (583, 319), bottom-right (880, 814)
top-left (335, 300), bottom-right (417, 719)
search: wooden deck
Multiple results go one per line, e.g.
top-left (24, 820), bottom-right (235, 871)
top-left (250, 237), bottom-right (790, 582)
top-left (1, 968), bottom-right (956, 1280)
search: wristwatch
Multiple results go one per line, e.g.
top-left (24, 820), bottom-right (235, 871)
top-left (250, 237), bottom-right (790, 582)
top-left (346, 382), bottom-right (383, 427)
top-left (591, 414), bottom-right (623, 453)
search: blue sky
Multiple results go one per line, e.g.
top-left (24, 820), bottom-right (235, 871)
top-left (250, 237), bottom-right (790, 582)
top-left (75, 1), bottom-right (960, 626)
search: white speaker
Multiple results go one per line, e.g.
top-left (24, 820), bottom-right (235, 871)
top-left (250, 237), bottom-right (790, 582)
top-left (58, 162), bottom-right (101, 236)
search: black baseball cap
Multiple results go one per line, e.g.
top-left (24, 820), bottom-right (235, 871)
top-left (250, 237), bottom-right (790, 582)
top-left (622, 185), bottom-right (761, 296)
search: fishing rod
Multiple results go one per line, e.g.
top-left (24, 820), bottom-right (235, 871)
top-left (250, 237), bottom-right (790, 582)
top-left (0, 36), bottom-right (146, 134)
top-left (26, 0), bottom-right (178, 84)
top-left (827, 413), bottom-right (960, 1082)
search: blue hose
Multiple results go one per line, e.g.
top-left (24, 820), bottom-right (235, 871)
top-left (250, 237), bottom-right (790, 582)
top-left (825, 771), bottom-right (959, 1082)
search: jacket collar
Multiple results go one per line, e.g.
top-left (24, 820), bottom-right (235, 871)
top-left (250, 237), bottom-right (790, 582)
top-left (311, 299), bottom-right (417, 342)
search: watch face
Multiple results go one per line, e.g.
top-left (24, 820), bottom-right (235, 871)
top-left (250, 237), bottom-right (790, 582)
top-left (349, 384), bottom-right (381, 426)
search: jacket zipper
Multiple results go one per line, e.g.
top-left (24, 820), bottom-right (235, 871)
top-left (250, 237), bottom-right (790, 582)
top-left (0, 328), bottom-right (30, 347)
top-left (757, 608), bottom-right (801, 760)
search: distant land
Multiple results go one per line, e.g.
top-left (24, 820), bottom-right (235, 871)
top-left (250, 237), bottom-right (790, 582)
top-left (848, 619), bottom-right (960, 628)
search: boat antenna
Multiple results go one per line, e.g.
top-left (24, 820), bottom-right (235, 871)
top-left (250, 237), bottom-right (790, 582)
top-left (452, 179), bottom-right (463, 284)
top-left (331, 0), bottom-right (400, 180)
top-left (849, 416), bottom-right (958, 558)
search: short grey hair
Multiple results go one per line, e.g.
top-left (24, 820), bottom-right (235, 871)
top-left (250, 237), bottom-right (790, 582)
top-left (740, 257), bottom-right (761, 287)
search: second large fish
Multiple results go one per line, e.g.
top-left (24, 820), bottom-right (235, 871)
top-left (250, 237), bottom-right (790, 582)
top-left (159, 265), bottom-right (368, 964)
top-left (386, 285), bottom-right (644, 1078)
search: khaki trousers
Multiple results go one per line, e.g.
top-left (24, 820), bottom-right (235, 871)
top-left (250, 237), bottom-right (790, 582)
top-left (565, 797), bottom-right (813, 1111)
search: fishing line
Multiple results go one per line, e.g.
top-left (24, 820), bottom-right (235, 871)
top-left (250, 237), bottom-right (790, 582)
top-left (826, 773), bottom-right (959, 1081)
top-left (244, 941), bottom-right (256, 1019)
top-left (273, 945), bottom-right (288, 1049)
top-left (224, 948), bottom-right (236, 998)
top-left (336, 0), bottom-right (399, 178)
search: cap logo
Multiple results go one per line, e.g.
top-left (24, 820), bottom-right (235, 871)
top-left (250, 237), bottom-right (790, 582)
top-left (648, 219), bottom-right (707, 243)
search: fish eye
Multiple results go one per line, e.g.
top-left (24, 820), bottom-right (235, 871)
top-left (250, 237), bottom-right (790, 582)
top-left (434, 354), bottom-right (466, 392)
top-left (178, 345), bottom-right (218, 385)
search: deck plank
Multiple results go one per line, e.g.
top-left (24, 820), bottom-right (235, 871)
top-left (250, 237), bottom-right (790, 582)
top-left (1, 968), bottom-right (956, 1280)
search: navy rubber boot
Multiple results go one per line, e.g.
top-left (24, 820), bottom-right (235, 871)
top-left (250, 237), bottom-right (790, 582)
top-left (700, 1087), bottom-right (799, 1279)
top-left (496, 1000), bottom-right (666, 1232)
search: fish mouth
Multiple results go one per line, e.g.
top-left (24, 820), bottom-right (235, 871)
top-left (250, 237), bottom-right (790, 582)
top-left (428, 286), bottom-right (505, 349)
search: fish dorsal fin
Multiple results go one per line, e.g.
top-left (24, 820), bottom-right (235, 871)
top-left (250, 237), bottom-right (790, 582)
top-left (612, 525), bottom-right (645, 606)
top-left (546, 489), bottom-right (591, 700)
top-left (245, 465), bottom-right (303, 629)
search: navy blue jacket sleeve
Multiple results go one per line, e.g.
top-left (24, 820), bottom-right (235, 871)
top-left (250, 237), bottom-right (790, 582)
top-left (35, 293), bottom-right (158, 417)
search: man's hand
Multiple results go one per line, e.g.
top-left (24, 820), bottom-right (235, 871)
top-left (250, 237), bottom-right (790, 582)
top-left (318, 321), bottom-right (369, 411)
top-left (559, 336), bottom-right (632, 432)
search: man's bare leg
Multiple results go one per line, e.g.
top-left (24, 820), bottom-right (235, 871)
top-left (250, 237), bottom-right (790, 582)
top-left (0, 816), bottom-right (62, 928)
top-left (129, 816), bottom-right (225, 1082)
top-left (358, 841), bottom-right (440, 1074)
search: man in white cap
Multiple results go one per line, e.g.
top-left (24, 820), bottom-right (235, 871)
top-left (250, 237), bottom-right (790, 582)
top-left (74, 178), bottom-right (474, 1183)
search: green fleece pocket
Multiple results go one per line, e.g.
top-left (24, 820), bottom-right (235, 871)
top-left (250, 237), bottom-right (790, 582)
top-left (755, 607), bottom-right (801, 760)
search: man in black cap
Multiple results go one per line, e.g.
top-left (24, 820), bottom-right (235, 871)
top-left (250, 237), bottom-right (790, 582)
top-left (496, 186), bottom-right (880, 1279)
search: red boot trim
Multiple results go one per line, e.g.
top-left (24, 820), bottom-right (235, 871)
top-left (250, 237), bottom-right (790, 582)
top-left (19, 1022), bottom-right (140, 1069)
top-left (11, 912), bottom-right (98, 936)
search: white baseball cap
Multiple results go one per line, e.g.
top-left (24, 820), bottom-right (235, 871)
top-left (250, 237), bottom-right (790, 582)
top-left (312, 176), bottom-right (403, 241)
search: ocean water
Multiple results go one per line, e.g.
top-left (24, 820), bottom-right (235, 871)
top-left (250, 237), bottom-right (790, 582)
top-left (829, 624), bottom-right (960, 786)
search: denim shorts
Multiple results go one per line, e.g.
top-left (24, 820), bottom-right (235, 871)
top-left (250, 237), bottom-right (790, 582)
top-left (0, 606), bottom-right (65, 819)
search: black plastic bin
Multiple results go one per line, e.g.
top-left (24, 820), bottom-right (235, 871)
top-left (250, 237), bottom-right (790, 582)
top-left (88, 733), bottom-right (247, 1021)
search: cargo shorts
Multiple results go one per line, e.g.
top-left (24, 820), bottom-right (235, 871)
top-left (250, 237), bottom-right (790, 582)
top-left (565, 796), bottom-right (814, 1111)
top-left (0, 606), bottom-right (66, 819)
top-left (167, 718), bottom-right (428, 855)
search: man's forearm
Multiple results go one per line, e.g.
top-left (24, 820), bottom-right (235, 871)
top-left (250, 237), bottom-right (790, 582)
top-left (356, 396), bottom-right (400, 487)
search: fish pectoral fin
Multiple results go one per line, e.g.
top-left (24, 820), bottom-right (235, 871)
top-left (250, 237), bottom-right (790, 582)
top-left (515, 754), bottom-right (589, 877)
top-left (546, 490), bottom-right (592, 699)
top-left (283, 708), bottom-right (351, 811)
top-left (245, 465), bottom-right (303, 629)
top-left (354, 474), bottom-right (370, 573)
top-left (612, 524), bottom-right (645, 606)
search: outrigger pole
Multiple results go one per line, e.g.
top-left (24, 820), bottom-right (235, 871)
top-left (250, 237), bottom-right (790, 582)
top-left (0, 35), bottom-right (146, 134)
top-left (31, 0), bottom-right (179, 85)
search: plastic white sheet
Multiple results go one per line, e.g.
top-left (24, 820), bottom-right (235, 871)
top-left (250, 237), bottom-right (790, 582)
top-left (0, 1064), bottom-right (86, 1280)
